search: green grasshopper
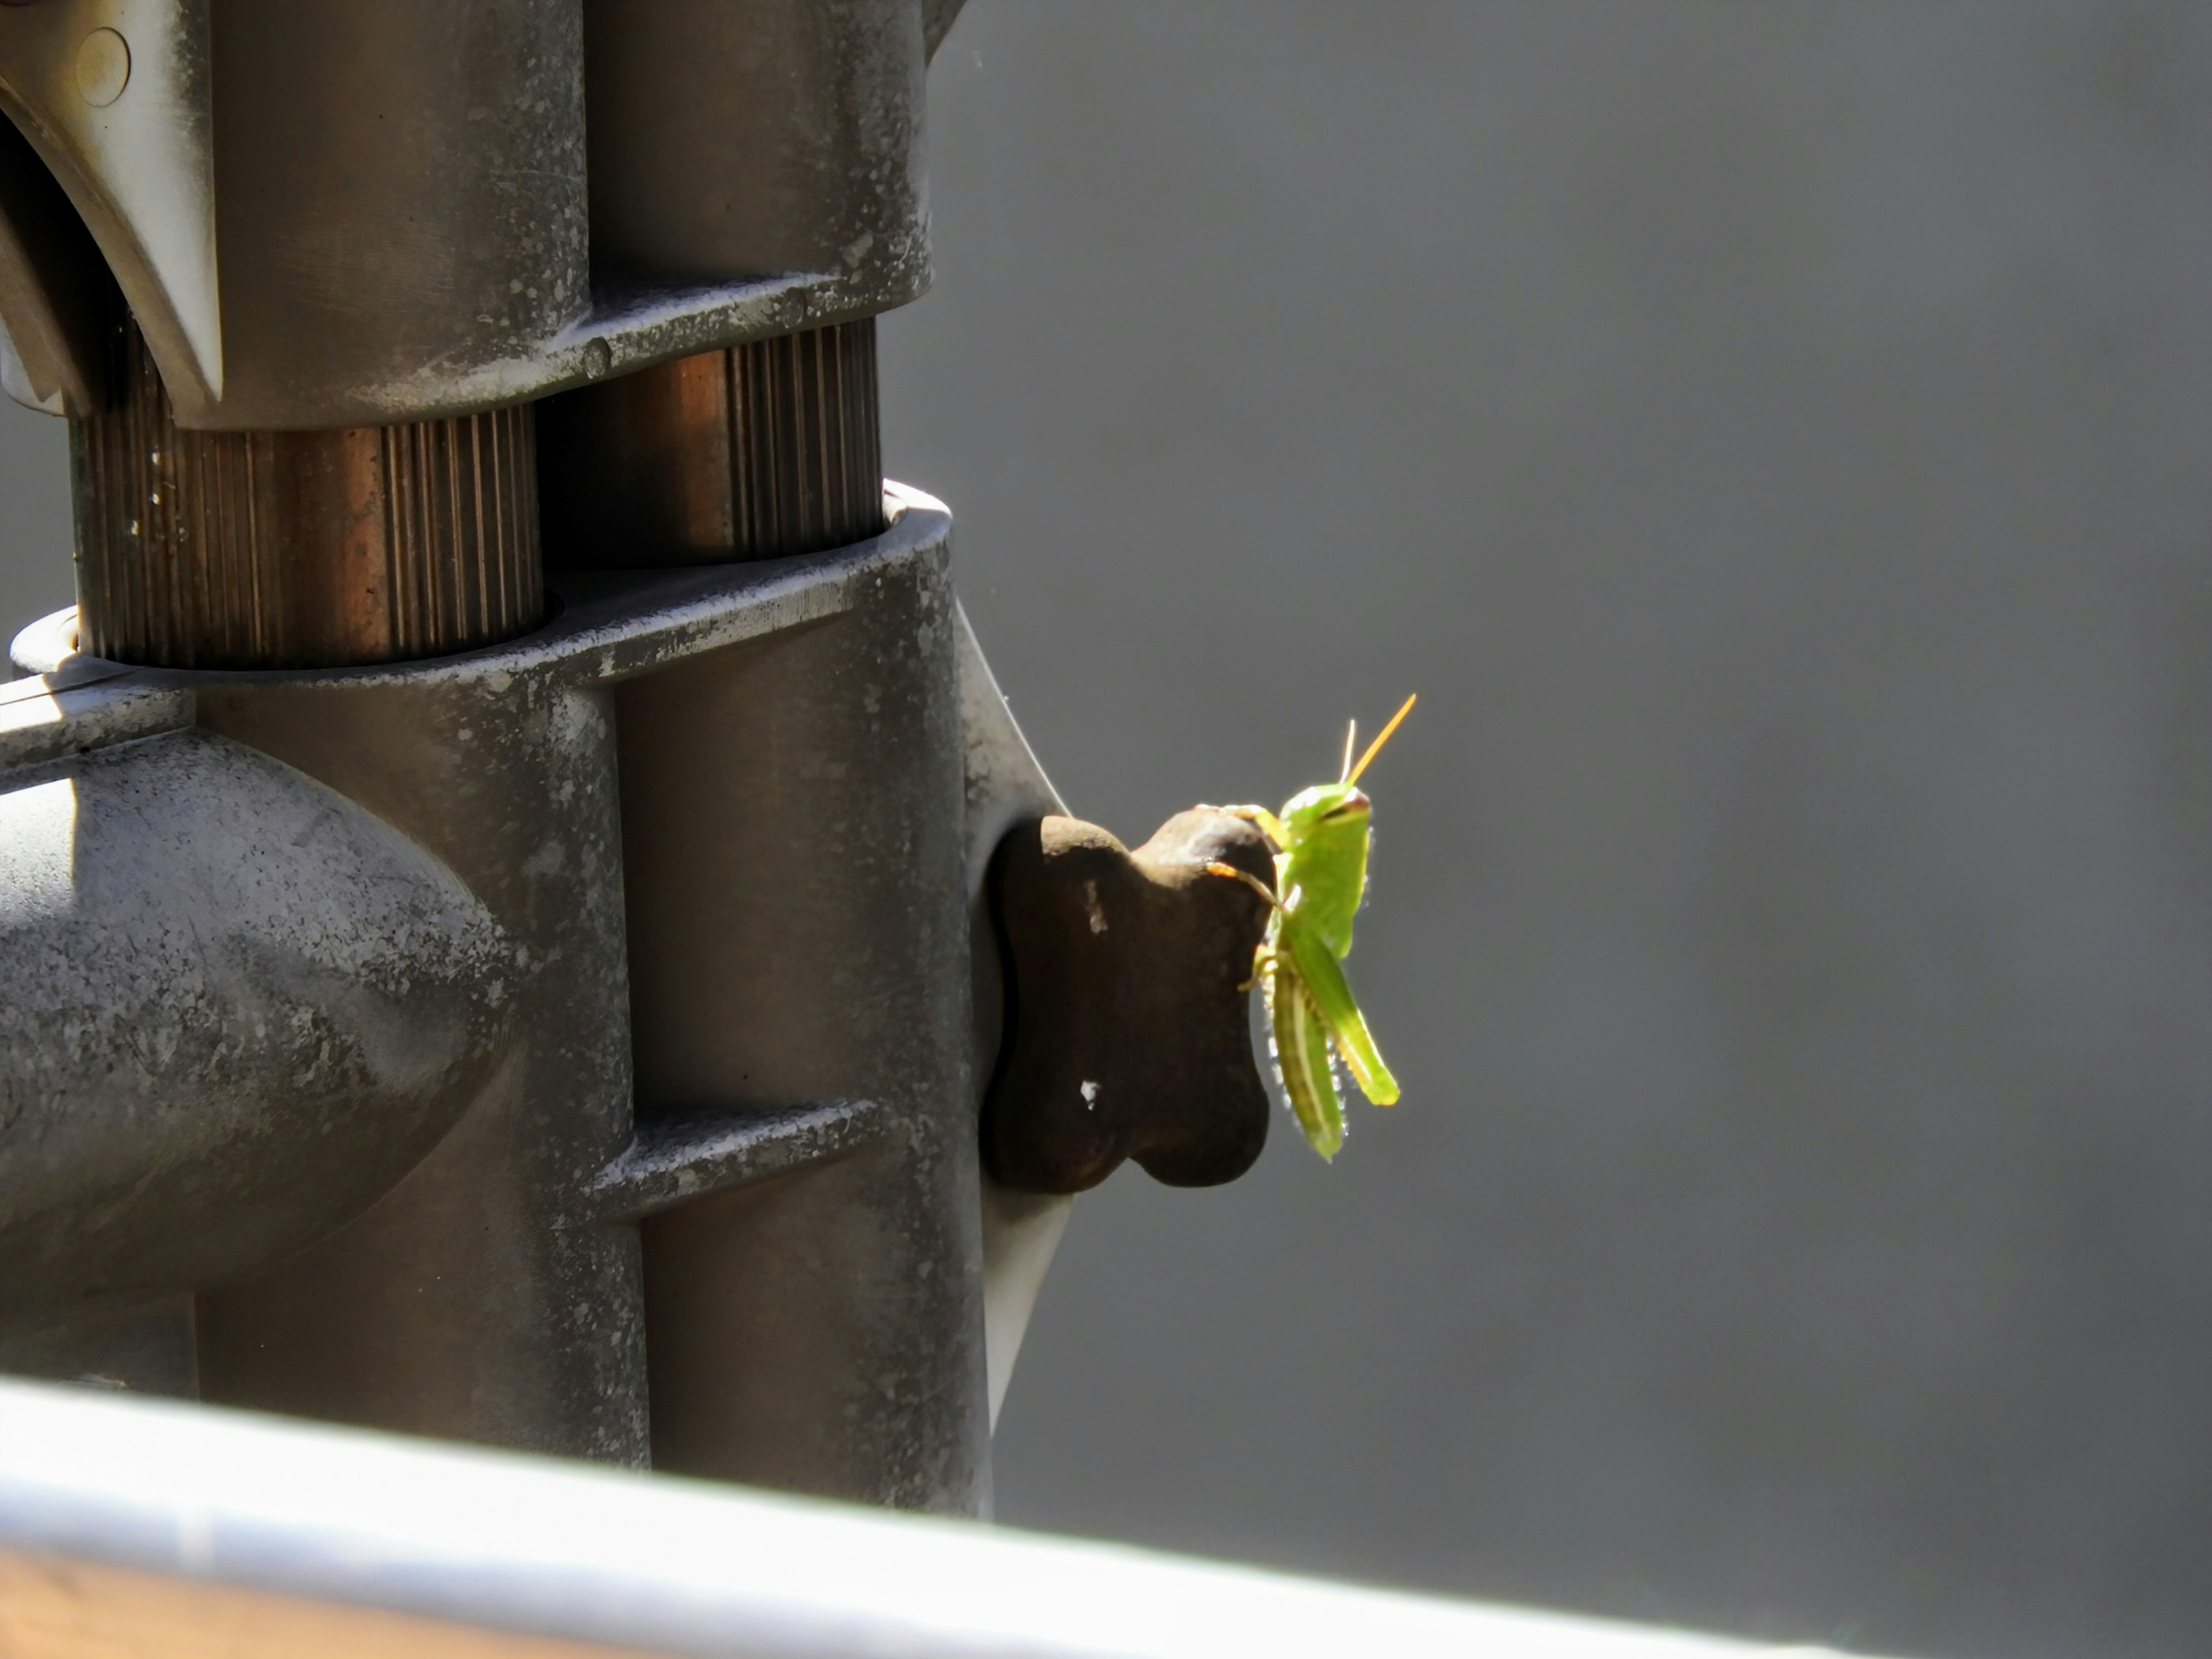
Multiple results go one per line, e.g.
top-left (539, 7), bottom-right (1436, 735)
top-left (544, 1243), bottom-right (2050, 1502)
top-left (1207, 694), bottom-right (1415, 1160)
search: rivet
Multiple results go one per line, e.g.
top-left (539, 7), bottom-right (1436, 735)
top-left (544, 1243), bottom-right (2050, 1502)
top-left (76, 28), bottom-right (130, 108)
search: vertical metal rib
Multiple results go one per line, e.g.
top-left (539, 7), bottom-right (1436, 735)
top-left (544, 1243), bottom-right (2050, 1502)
top-left (537, 319), bottom-right (884, 568)
top-left (71, 312), bottom-right (542, 670)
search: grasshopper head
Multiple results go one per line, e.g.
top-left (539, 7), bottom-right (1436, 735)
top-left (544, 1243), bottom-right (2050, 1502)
top-left (1281, 781), bottom-right (1370, 843)
top-left (1279, 694), bottom-right (1411, 848)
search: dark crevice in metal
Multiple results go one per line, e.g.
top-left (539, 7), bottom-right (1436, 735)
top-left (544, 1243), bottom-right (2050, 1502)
top-left (537, 318), bottom-right (884, 569)
top-left (70, 304), bottom-right (544, 670)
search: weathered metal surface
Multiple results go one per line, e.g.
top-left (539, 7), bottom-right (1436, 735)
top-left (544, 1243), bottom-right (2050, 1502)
top-left (0, 0), bottom-right (219, 415)
top-left (0, 658), bottom-right (188, 769)
top-left (613, 511), bottom-right (986, 1508)
top-left (582, 1), bottom-right (926, 290)
top-left (0, 0), bottom-right (1067, 1514)
top-left (0, 1), bottom-right (935, 429)
top-left (540, 321), bottom-right (882, 569)
top-left (10, 488), bottom-right (999, 1503)
top-left (198, 0), bottom-right (587, 429)
top-left (0, 679), bottom-right (516, 1354)
top-left (73, 310), bottom-right (543, 668)
top-left (984, 810), bottom-right (1276, 1194)
top-left (0, 1377), bottom-right (1880, 1659)
top-left (0, 0), bottom-right (579, 429)
top-left (180, 658), bottom-right (643, 1464)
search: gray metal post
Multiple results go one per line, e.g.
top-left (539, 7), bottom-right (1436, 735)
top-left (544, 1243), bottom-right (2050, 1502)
top-left (0, 0), bottom-right (1263, 1519)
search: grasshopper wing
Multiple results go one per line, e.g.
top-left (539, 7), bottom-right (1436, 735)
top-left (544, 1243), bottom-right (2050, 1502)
top-left (1264, 956), bottom-right (1346, 1158)
top-left (1282, 924), bottom-right (1401, 1107)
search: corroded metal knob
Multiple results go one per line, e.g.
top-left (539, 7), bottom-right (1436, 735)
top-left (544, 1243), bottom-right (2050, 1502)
top-left (982, 809), bottom-right (1276, 1194)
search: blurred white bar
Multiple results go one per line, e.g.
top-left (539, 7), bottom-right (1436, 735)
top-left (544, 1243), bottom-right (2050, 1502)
top-left (0, 1378), bottom-right (1881, 1658)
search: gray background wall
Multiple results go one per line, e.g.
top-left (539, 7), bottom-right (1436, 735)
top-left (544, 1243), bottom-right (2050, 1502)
top-left (0, 6), bottom-right (2202, 1659)
top-left (882, 6), bottom-right (2209, 1659)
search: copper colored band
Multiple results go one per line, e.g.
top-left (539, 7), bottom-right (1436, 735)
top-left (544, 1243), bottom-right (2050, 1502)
top-left (537, 319), bottom-right (884, 568)
top-left (71, 315), bottom-right (542, 671)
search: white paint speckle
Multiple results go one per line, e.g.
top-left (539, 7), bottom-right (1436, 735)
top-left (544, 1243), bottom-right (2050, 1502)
top-left (520, 840), bottom-right (565, 880)
top-left (1080, 1081), bottom-right (1100, 1109)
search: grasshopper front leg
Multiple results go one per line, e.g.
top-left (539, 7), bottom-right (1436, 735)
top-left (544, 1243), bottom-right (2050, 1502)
top-left (1201, 803), bottom-right (1290, 850)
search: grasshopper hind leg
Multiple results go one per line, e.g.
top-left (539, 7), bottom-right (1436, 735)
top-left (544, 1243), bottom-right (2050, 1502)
top-left (1263, 958), bottom-right (1346, 1160)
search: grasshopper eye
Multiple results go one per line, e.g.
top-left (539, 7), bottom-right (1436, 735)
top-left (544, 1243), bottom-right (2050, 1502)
top-left (1322, 789), bottom-right (1370, 821)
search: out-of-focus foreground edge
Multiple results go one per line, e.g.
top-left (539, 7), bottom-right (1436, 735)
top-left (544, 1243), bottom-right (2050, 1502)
top-left (0, 1378), bottom-right (1891, 1659)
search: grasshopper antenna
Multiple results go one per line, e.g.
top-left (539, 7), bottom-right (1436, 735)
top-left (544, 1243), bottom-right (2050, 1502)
top-left (1340, 719), bottom-right (1358, 783)
top-left (1347, 693), bottom-right (1417, 785)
